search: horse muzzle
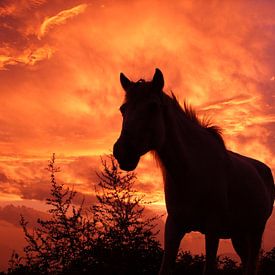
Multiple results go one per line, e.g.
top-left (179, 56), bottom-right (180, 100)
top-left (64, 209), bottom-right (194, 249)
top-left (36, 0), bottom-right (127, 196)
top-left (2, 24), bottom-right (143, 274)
top-left (113, 141), bottom-right (140, 171)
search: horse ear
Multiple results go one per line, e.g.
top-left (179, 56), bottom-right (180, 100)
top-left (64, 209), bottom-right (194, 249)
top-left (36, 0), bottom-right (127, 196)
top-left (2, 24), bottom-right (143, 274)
top-left (120, 73), bottom-right (132, 92)
top-left (152, 68), bottom-right (164, 92)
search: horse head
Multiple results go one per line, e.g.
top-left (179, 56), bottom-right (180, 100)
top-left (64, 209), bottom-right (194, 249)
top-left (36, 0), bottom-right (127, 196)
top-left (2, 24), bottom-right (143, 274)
top-left (113, 69), bottom-right (166, 171)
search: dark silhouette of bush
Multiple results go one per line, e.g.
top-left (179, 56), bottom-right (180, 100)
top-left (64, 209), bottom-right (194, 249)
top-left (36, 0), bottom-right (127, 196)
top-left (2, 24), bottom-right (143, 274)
top-left (8, 154), bottom-right (163, 274)
top-left (217, 256), bottom-right (241, 275)
top-left (174, 252), bottom-right (241, 275)
top-left (174, 251), bottom-right (205, 274)
top-left (259, 247), bottom-right (275, 275)
top-left (8, 154), bottom-right (97, 274)
top-left (90, 155), bottom-right (163, 274)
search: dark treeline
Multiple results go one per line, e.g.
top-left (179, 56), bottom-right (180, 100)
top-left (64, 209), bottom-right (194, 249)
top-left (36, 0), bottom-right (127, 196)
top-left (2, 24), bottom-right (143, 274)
top-left (3, 155), bottom-right (275, 275)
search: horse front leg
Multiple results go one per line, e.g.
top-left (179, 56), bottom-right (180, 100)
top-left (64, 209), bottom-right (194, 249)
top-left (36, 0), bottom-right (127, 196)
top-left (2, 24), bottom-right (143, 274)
top-left (203, 234), bottom-right (219, 275)
top-left (159, 215), bottom-right (184, 275)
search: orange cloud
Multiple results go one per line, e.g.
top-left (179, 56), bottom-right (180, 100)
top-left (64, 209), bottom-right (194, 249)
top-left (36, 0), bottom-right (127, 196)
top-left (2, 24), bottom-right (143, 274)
top-left (38, 3), bottom-right (88, 39)
top-left (0, 46), bottom-right (55, 69)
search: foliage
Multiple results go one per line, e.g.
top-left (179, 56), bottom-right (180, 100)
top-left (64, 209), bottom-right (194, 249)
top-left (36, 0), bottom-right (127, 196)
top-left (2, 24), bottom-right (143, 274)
top-left (217, 256), bottom-right (241, 275)
top-left (174, 251), bottom-right (205, 274)
top-left (259, 247), bottom-right (275, 275)
top-left (7, 154), bottom-right (163, 274)
top-left (91, 155), bottom-right (163, 274)
top-left (174, 252), bottom-right (241, 275)
top-left (8, 154), bottom-right (96, 274)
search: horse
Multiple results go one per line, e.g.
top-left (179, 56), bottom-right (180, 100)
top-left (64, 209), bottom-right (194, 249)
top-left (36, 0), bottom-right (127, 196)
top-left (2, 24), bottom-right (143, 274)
top-left (113, 68), bottom-right (275, 275)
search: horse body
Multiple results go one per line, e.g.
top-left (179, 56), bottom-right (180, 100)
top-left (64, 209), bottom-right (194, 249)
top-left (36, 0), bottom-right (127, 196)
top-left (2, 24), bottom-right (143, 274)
top-left (157, 100), bottom-right (274, 236)
top-left (113, 69), bottom-right (275, 275)
top-left (157, 103), bottom-right (230, 235)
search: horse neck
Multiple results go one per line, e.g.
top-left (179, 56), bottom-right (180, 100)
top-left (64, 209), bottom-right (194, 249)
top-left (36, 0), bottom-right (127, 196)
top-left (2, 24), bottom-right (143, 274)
top-left (155, 101), bottom-right (226, 183)
top-left (156, 104), bottom-right (194, 180)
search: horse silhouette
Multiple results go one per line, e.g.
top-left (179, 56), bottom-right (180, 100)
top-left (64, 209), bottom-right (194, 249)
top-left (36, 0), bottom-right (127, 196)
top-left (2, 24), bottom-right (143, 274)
top-left (113, 68), bottom-right (275, 275)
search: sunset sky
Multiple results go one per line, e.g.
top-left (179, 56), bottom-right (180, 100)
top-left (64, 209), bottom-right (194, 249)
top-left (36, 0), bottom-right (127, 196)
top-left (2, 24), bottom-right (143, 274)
top-left (0, 0), bottom-right (275, 270)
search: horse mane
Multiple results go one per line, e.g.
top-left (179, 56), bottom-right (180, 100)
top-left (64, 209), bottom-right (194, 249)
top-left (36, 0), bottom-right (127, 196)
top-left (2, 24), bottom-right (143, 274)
top-left (152, 92), bottom-right (226, 183)
top-left (167, 93), bottom-right (225, 147)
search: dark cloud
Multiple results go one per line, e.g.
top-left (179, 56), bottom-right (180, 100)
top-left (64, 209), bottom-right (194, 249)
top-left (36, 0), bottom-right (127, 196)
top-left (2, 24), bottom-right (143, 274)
top-left (0, 171), bottom-right (8, 183)
top-left (0, 155), bottom-right (100, 204)
top-left (0, 204), bottom-right (48, 227)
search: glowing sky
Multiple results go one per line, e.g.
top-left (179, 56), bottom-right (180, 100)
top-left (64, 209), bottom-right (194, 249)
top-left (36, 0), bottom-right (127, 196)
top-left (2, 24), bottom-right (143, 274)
top-left (0, 0), bottom-right (275, 270)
